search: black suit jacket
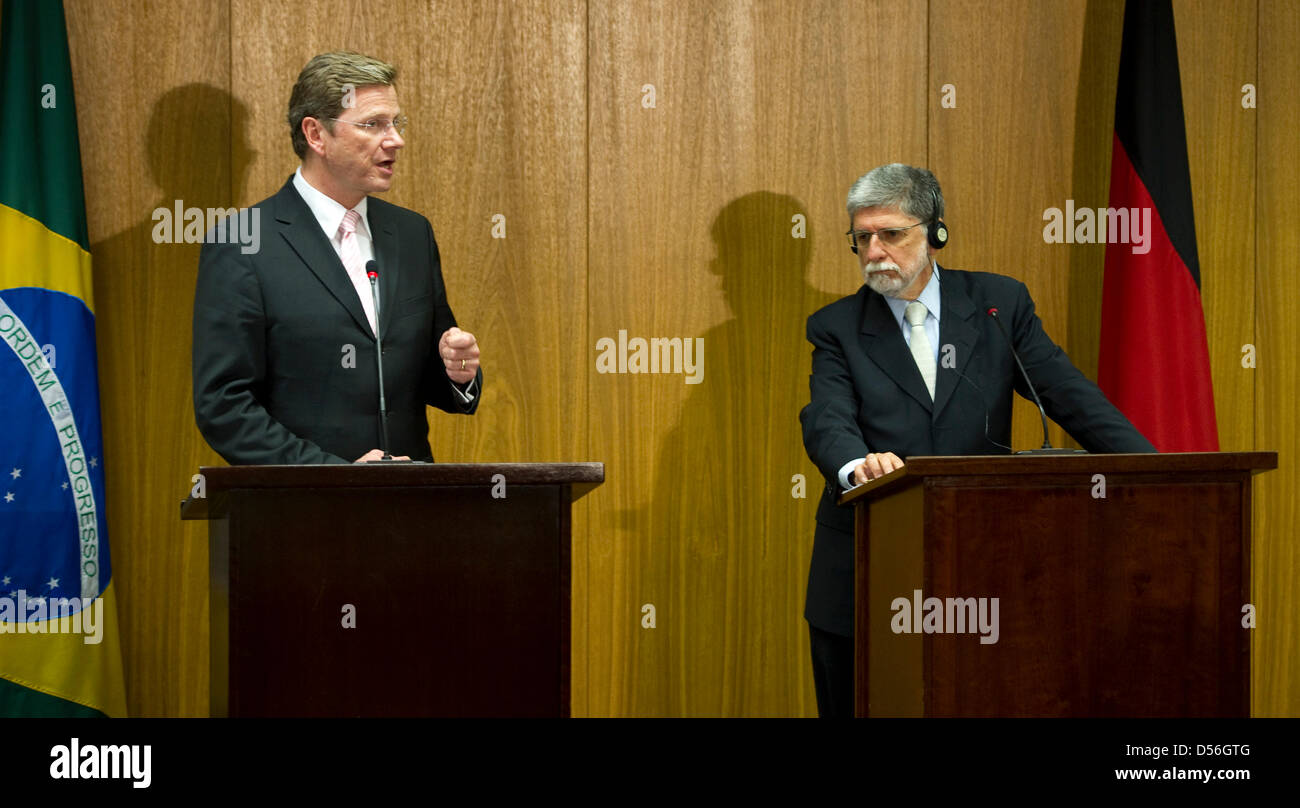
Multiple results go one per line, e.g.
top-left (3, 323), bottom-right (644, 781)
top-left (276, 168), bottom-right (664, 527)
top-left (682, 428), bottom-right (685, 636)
top-left (799, 266), bottom-right (1155, 636)
top-left (192, 176), bottom-right (480, 465)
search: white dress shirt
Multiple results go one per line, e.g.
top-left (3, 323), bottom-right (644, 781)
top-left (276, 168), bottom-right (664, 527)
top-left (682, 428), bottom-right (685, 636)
top-left (292, 167), bottom-right (476, 404)
top-left (292, 167), bottom-right (378, 335)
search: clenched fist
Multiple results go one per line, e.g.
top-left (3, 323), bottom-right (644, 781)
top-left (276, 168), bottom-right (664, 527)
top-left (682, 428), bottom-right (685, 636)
top-left (440, 326), bottom-right (480, 384)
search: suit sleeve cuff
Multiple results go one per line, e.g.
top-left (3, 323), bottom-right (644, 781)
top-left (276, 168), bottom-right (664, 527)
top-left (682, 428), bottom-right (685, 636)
top-left (450, 375), bottom-right (478, 404)
top-left (838, 457), bottom-right (866, 491)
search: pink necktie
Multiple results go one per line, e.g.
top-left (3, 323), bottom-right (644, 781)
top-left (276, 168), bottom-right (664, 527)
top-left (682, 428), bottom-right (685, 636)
top-left (338, 209), bottom-right (378, 335)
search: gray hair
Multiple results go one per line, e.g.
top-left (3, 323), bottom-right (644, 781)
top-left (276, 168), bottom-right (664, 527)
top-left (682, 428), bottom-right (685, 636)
top-left (845, 163), bottom-right (944, 225)
top-left (288, 51), bottom-right (398, 159)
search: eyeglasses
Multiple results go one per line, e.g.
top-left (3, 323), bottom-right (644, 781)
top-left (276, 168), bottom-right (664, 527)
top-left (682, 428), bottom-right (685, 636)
top-left (327, 114), bottom-right (409, 138)
top-left (845, 222), bottom-right (923, 250)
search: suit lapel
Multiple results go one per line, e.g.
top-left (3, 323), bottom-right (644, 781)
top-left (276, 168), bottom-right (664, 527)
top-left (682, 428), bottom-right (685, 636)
top-left (367, 199), bottom-right (401, 342)
top-left (273, 177), bottom-right (376, 340)
top-left (859, 289), bottom-right (933, 412)
top-left (933, 266), bottom-right (981, 419)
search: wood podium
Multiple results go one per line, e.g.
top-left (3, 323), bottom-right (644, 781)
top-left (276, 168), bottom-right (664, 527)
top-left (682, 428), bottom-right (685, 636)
top-left (839, 452), bottom-right (1276, 717)
top-left (181, 462), bottom-right (603, 717)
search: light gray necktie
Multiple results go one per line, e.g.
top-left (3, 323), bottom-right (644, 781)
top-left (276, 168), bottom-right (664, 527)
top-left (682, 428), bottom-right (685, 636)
top-left (905, 301), bottom-right (936, 400)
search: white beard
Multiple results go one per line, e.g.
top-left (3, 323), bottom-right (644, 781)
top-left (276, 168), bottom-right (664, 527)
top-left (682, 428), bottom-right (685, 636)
top-left (862, 262), bottom-right (908, 297)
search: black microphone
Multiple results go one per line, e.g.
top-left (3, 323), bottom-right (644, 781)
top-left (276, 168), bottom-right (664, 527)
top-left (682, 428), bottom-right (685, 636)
top-left (366, 260), bottom-right (394, 460)
top-left (986, 306), bottom-right (1085, 455)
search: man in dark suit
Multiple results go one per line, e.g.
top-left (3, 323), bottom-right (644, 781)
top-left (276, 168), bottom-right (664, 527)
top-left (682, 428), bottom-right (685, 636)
top-left (193, 51), bottom-right (481, 465)
top-left (799, 164), bottom-right (1155, 717)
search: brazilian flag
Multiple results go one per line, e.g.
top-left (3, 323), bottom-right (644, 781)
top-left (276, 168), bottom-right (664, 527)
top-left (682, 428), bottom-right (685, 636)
top-left (0, 0), bottom-right (127, 717)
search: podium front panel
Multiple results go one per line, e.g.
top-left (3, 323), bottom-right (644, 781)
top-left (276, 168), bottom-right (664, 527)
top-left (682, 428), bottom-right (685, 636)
top-left (210, 484), bottom-right (569, 717)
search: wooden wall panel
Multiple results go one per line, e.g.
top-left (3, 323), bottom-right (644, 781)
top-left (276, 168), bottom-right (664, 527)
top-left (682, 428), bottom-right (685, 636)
top-left (1175, 0), bottom-right (1256, 456)
top-left (66, 0), bottom-right (232, 716)
top-left (1255, 0), bottom-right (1300, 717)
top-left (930, 0), bottom-right (1101, 452)
top-left (587, 0), bottom-right (927, 716)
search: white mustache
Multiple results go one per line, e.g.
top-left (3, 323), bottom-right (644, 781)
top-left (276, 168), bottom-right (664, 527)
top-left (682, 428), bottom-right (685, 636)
top-left (866, 262), bottom-right (902, 274)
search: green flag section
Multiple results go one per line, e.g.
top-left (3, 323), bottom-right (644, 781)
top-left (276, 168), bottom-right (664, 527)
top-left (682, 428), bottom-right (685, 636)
top-left (0, 0), bottom-right (128, 718)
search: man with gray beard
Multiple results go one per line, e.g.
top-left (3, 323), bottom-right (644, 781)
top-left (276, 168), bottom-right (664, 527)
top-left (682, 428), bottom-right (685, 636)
top-left (799, 163), bottom-right (1154, 717)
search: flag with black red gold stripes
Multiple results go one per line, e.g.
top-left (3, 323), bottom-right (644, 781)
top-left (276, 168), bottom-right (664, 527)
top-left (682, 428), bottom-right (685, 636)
top-left (1099, 0), bottom-right (1219, 451)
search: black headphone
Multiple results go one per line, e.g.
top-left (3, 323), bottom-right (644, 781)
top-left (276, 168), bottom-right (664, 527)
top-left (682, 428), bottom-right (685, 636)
top-left (928, 218), bottom-right (949, 249)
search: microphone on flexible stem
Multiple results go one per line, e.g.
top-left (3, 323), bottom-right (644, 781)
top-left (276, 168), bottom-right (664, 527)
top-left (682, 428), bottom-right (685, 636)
top-left (951, 367), bottom-right (1013, 453)
top-left (986, 306), bottom-right (1086, 455)
top-left (366, 260), bottom-right (395, 461)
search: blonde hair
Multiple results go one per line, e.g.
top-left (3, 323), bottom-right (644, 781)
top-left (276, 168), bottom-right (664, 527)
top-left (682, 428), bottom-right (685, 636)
top-left (287, 51), bottom-right (397, 158)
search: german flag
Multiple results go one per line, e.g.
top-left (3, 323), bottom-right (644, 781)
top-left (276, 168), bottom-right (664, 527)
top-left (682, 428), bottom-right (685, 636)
top-left (0, 0), bottom-right (127, 717)
top-left (1098, 0), bottom-right (1219, 451)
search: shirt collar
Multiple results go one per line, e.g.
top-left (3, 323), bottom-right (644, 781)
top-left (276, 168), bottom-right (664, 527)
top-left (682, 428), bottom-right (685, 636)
top-left (293, 166), bottom-right (369, 242)
top-left (884, 261), bottom-right (941, 327)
